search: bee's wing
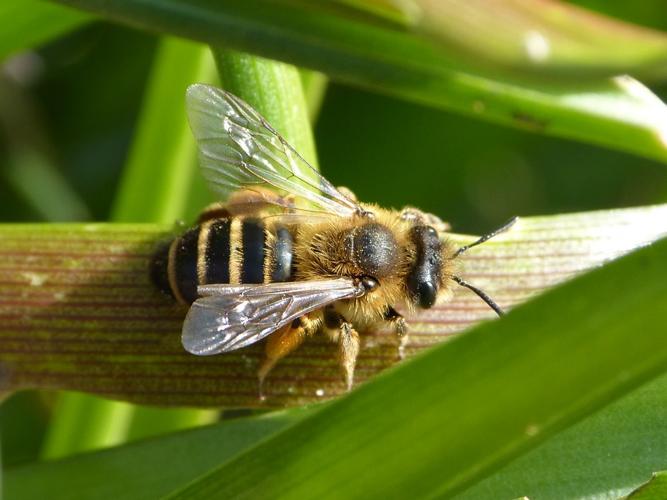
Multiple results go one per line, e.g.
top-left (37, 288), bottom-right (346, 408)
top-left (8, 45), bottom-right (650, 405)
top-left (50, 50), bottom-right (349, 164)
top-left (182, 278), bottom-right (365, 356)
top-left (186, 84), bottom-right (361, 218)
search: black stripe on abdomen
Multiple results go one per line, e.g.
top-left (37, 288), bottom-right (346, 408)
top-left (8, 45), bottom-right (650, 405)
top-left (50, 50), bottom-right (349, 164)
top-left (241, 218), bottom-right (265, 283)
top-left (271, 225), bottom-right (293, 282)
top-left (173, 226), bottom-right (200, 303)
top-left (205, 219), bottom-right (231, 284)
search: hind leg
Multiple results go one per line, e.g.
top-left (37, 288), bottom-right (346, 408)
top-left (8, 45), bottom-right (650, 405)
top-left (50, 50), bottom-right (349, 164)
top-left (198, 188), bottom-right (297, 223)
top-left (257, 313), bottom-right (321, 398)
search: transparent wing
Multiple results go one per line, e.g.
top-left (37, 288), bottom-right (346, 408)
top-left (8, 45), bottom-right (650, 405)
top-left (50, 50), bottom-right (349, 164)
top-left (182, 278), bottom-right (365, 356)
top-left (186, 83), bottom-right (361, 217)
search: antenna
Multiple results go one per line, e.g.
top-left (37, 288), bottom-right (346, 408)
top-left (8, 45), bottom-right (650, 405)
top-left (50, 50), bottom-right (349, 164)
top-left (453, 216), bottom-right (518, 258)
top-left (451, 275), bottom-right (504, 316)
top-left (450, 216), bottom-right (519, 317)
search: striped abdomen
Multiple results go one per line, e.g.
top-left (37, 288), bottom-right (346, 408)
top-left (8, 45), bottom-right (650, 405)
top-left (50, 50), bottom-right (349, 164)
top-left (150, 217), bottom-right (294, 304)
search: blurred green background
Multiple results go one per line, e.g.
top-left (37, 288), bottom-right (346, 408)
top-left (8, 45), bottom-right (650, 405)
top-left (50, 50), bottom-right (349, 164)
top-left (3, 19), bottom-right (667, 232)
top-left (3, 0), bottom-right (667, 488)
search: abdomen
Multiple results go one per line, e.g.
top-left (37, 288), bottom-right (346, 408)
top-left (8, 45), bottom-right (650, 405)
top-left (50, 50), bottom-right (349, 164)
top-left (150, 217), bottom-right (294, 304)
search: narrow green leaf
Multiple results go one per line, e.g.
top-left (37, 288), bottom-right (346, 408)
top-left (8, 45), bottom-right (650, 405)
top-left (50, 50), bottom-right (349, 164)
top-left (50, 0), bottom-right (667, 162)
top-left (1, 204), bottom-right (667, 407)
top-left (111, 38), bottom-right (215, 223)
top-left (627, 472), bottom-right (667, 499)
top-left (162, 235), bottom-right (667, 499)
top-left (5, 410), bottom-right (306, 500)
top-left (0, 1), bottom-right (90, 61)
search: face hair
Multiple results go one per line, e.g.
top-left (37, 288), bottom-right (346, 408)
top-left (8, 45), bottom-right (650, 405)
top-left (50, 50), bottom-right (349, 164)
top-left (451, 275), bottom-right (504, 317)
top-left (453, 216), bottom-right (518, 258)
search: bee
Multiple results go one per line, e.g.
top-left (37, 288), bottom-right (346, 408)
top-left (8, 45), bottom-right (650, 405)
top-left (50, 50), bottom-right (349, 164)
top-left (151, 84), bottom-right (516, 393)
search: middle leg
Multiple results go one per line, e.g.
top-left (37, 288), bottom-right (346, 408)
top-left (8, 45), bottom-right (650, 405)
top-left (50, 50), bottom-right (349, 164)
top-left (323, 306), bottom-right (360, 390)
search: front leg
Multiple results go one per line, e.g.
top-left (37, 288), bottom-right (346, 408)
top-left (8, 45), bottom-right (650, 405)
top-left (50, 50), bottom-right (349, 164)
top-left (399, 206), bottom-right (450, 232)
top-left (384, 306), bottom-right (409, 360)
top-left (323, 306), bottom-right (360, 390)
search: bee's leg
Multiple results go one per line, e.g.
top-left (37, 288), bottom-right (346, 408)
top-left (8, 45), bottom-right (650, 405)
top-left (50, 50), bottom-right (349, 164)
top-left (198, 188), bottom-right (297, 223)
top-left (197, 201), bottom-right (231, 223)
top-left (399, 207), bottom-right (450, 232)
top-left (323, 306), bottom-right (360, 390)
top-left (257, 313), bottom-right (321, 399)
top-left (336, 186), bottom-right (358, 202)
top-left (384, 306), bottom-right (409, 359)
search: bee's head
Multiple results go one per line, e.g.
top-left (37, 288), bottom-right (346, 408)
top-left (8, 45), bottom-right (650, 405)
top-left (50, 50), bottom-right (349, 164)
top-left (407, 217), bottom-right (517, 314)
top-left (407, 225), bottom-right (443, 309)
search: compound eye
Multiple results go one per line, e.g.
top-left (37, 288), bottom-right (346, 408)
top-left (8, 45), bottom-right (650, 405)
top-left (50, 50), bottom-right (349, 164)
top-left (416, 281), bottom-right (437, 308)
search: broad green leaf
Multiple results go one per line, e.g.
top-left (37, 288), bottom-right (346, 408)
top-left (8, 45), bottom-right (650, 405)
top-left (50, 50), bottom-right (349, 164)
top-left (161, 235), bottom-right (667, 499)
top-left (50, 0), bottom-right (667, 162)
top-left (627, 472), bottom-right (667, 499)
top-left (5, 410), bottom-right (305, 500)
top-left (0, 1), bottom-right (90, 62)
top-left (1, 204), bottom-right (667, 406)
top-left (457, 373), bottom-right (667, 499)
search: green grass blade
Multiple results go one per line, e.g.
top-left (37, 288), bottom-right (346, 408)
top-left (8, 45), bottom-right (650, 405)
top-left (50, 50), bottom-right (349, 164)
top-left (457, 372), bottom-right (667, 499)
top-left (49, 0), bottom-right (667, 163)
top-left (5, 410), bottom-right (307, 500)
top-left (0, 1), bottom-right (90, 61)
top-left (162, 236), bottom-right (667, 499)
top-left (111, 38), bottom-right (215, 223)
